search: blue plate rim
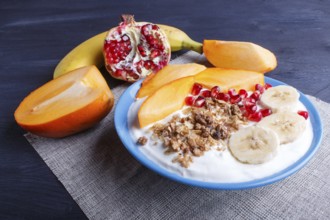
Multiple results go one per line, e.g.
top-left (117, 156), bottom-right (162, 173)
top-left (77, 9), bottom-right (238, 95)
top-left (114, 76), bottom-right (323, 190)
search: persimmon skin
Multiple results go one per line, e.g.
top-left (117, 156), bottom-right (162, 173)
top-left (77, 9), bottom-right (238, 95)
top-left (203, 40), bottom-right (277, 73)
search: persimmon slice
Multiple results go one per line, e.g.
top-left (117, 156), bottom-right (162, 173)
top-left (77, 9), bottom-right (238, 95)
top-left (195, 68), bottom-right (265, 92)
top-left (138, 76), bottom-right (195, 128)
top-left (136, 63), bottom-right (206, 98)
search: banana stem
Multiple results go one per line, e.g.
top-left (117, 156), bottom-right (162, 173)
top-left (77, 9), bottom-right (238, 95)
top-left (182, 39), bottom-right (203, 54)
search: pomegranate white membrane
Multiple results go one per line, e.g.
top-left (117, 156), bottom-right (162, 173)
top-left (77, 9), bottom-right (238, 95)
top-left (127, 98), bottom-right (313, 183)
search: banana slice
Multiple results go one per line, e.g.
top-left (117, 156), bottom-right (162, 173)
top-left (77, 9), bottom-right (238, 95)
top-left (260, 85), bottom-right (300, 112)
top-left (229, 126), bottom-right (279, 164)
top-left (258, 111), bottom-right (306, 144)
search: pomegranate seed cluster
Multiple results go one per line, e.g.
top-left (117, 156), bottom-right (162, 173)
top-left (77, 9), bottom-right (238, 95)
top-left (185, 83), bottom-right (309, 122)
top-left (185, 83), bottom-right (273, 122)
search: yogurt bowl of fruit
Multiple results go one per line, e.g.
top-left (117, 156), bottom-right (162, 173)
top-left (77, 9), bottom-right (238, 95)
top-left (115, 66), bottom-right (322, 189)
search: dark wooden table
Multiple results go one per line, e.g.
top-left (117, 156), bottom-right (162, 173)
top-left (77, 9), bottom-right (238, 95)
top-left (1, 0), bottom-right (329, 219)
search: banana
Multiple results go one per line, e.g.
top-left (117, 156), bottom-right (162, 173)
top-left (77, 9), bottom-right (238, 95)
top-left (229, 126), bottom-right (279, 164)
top-left (157, 24), bottom-right (203, 54)
top-left (258, 111), bottom-right (307, 144)
top-left (260, 85), bottom-right (300, 112)
top-left (53, 25), bottom-right (202, 78)
top-left (53, 32), bottom-right (106, 79)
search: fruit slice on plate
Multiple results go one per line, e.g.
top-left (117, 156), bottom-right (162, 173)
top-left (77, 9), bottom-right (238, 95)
top-left (258, 111), bottom-right (307, 144)
top-left (136, 63), bottom-right (206, 98)
top-left (15, 66), bottom-right (114, 138)
top-left (229, 126), bottom-right (279, 164)
top-left (203, 40), bottom-right (277, 73)
top-left (260, 85), bottom-right (300, 113)
top-left (104, 14), bottom-right (171, 82)
top-left (138, 76), bottom-right (195, 128)
top-left (195, 68), bottom-right (265, 92)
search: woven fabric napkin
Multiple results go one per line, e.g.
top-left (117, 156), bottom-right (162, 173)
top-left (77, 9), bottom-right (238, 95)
top-left (26, 51), bottom-right (330, 220)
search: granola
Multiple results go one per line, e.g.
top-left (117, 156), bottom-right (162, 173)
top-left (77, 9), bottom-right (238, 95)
top-left (139, 97), bottom-right (247, 168)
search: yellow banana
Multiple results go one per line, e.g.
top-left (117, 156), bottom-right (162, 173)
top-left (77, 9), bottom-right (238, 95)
top-left (53, 25), bottom-right (203, 78)
top-left (157, 24), bottom-right (203, 54)
top-left (53, 32), bottom-right (106, 78)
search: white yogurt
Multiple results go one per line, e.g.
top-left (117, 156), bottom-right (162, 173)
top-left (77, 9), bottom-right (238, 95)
top-left (128, 98), bottom-right (313, 183)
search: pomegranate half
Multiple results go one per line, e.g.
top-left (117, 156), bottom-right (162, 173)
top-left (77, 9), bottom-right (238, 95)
top-left (103, 15), bottom-right (171, 82)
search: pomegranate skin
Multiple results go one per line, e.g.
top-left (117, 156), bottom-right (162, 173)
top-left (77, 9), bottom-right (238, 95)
top-left (103, 15), bottom-right (171, 82)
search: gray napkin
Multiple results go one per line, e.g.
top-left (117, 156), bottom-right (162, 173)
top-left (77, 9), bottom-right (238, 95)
top-left (26, 52), bottom-right (330, 220)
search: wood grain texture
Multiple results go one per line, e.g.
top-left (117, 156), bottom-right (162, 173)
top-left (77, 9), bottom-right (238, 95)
top-left (0, 0), bottom-right (329, 219)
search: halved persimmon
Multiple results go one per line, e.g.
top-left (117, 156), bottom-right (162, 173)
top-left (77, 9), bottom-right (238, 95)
top-left (136, 63), bottom-right (206, 98)
top-left (14, 65), bottom-right (114, 138)
top-left (203, 40), bottom-right (277, 73)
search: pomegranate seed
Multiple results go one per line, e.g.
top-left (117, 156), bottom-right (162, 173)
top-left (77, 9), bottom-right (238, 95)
top-left (243, 97), bottom-right (256, 107)
top-left (238, 89), bottom-right (248, 98)
top-left (146, 35), bottom-right (154, 43)
top-left (158, 44), bottom-right (165, 50)
top-left (248, 111), bottom-right (263, 122)
top-left (114, 58), bottom-right (120, 63)
top-left (135, 61), bottom-right (144, 73)
top-left (119, 42), bottom-right (126, 50)
top-left (264, 83), bottom-right (272, 90)
top-left (228, 88), bottom-right (237, 98)
top-left (200, 90), bottom-right (211, 98)
top-left (114, 69), bottom-right (124, 77)
top-left (159, 60), bottom-right (167, 67)
top-left (136, 66), bottom-right (142, 73)
top-left (151, 62), bottom-right (159, 71)
top-left (152, 25), bottom-right (159, 30)
top-left (110, 41), bottom-right (117, 48)
top-left (260, 108), bottom-right (272, 117)
top-left (194, 96), bottom-right (206, 108)
top-left (250, 91), bottom-right (261, 101)
top-left (128, 72), bottom-right (140, 80)
top-left (297, 110), bottom-right (309, 119)
top-left (211, 86), bottom-right (221, 98)
top-left (245, 105), bottom-right (257, 114)
top-left (185, 96), bottom-right (195, 106)
top-left (191, 83), bottom-right (203, 95)
top-left (150, 49), bottom-right (160, 59)
top-left (144, 60), bottom-right (154, 70)
top-left (139, 50), bottom-right (146, 57)
top-left (149, 39), bottom-right (159, 48)
top-left (230, 94), bottom-right (242, 104)
top-left (216, 93), bottom-right (230, 102)
top-left (137, 45), bottom-right (144, 53)
top-left (110, 46), bottom-right (118, 54)
top-left (117, 51), bottom-right (124, 60)
top-left (141, 24), bottom-right (151, 36)
top-left (255, 84), bottom-right (265, 93)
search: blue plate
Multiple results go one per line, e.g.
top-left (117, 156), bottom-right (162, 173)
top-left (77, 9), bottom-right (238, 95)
top-left (114, 77), bottom-right (323, 190)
